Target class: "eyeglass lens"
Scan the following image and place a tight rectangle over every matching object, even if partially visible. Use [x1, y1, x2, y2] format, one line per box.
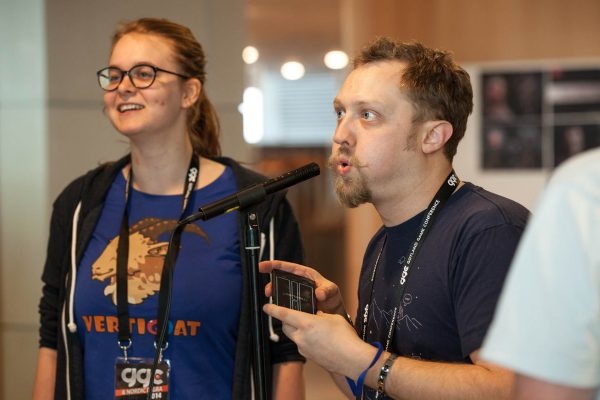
[98, 65, 156, 91]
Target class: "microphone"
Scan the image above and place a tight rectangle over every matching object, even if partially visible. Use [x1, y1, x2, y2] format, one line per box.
[180, 162, 320, 224]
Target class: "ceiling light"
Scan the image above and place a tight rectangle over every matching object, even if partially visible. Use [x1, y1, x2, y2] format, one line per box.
[324, 50, 349, 70]
[242, 46, 260, 64]
[280, 61, 305, 80]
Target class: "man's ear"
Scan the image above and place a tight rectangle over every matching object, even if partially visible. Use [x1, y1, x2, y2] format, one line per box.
[422, 121, 453, 154]
[181, 78, 202, 109]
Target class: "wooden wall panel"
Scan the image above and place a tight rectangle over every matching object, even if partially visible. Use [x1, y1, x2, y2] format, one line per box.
[346, 0, 600, 62]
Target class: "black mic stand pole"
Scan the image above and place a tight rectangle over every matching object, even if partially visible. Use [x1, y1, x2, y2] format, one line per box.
[243, 208, 270, 400]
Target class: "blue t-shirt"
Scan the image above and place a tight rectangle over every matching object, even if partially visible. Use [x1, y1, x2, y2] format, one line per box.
[357, 183, 529, 399]
[74, 166, 242, 399]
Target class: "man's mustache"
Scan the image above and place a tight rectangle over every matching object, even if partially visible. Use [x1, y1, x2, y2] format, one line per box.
[327, 148, 368, 171]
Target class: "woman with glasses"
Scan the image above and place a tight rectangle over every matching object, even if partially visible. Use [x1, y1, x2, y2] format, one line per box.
[33, 17, 306, 400]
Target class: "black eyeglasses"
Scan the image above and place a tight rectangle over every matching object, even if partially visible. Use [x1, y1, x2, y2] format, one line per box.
[96, 64, 190, 91]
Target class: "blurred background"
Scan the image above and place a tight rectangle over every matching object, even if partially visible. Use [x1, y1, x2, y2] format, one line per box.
[1, 0, 599, 398]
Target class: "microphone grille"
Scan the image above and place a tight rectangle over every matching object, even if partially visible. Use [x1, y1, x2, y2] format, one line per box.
[264, 162, 320, 194]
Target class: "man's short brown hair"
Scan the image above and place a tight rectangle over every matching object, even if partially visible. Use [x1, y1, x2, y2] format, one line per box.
[354, 38, 473, 160]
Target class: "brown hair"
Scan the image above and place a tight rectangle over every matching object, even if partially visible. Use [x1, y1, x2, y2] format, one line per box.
[354, 38, 473, 160]
[111, 18, 221, 157]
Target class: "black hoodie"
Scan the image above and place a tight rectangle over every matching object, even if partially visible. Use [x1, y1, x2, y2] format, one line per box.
[38, 155, 305, 399]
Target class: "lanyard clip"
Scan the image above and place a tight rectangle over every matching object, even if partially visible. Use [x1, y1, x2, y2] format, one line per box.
[118, 338, 132, 361]
[154, 340, 169, 362]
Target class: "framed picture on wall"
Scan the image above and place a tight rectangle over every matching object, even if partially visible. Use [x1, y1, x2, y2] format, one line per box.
[553, 124, 600, 166]
[480, 67, 600, 169]
[549, 68, 600, 166]
[481, 71, 543, 169]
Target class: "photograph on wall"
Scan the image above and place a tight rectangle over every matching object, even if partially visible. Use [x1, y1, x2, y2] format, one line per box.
[481, 68, 600, 169]
[548, 68, 600, 166]
[481, 71, 543, 169]
[553, 124, 600, 166]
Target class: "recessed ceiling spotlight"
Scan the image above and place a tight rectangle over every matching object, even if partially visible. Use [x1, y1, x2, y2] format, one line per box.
[280, 61, 305, 80]
[324, 50, 349, 70]
[242, 46, 260, 64]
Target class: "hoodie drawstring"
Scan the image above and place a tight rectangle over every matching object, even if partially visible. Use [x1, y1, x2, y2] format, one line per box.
[67, 202, 81, 333]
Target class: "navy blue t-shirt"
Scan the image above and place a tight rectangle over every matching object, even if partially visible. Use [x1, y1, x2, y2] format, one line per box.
[357, 183, 529, 399]
[74, 167, 242, 399]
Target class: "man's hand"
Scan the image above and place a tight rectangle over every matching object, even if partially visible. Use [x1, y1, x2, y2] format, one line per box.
[259, 260, 347, 317]
[263, 303, 377, 380]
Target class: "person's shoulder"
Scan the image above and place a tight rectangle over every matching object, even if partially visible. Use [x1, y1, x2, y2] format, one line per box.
[556, 147, 600, 171]
[212, 156, 298, 225]
[542, 148, 600, 208]
[212, 156, 267, 186]
[551, 148, 600, 189]
[450, 182, 530, 229]
[53, 155, 129, 207]
[364, 226, 386, 253]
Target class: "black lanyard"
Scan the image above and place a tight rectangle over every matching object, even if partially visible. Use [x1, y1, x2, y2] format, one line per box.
[116, 154, 199, 357]
[360, 171, 459, 352]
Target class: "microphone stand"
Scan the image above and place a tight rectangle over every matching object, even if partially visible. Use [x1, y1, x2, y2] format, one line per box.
[244, 209, 270, 400]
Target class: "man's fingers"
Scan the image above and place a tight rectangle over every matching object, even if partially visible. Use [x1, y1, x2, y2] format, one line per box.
[263, 303, 309, 328]
[281, 323, 298, 338]
[258, 260, 277, 274]
[315, 284, 339, 302]
[259, 260, 320, 281]
[265, 281, 273, 297]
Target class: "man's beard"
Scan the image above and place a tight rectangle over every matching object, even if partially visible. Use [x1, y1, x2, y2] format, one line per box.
[327, 152, 372, 208]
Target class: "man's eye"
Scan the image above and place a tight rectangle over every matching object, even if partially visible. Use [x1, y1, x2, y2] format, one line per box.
[362, 111, 375, 120]
[335, 110, 345, 120]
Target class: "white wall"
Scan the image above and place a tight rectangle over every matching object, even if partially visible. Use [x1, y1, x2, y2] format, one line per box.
[0, 0, 48, 397]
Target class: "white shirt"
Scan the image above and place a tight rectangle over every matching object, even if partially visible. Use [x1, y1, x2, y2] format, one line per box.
[482, 148, 600, 391]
